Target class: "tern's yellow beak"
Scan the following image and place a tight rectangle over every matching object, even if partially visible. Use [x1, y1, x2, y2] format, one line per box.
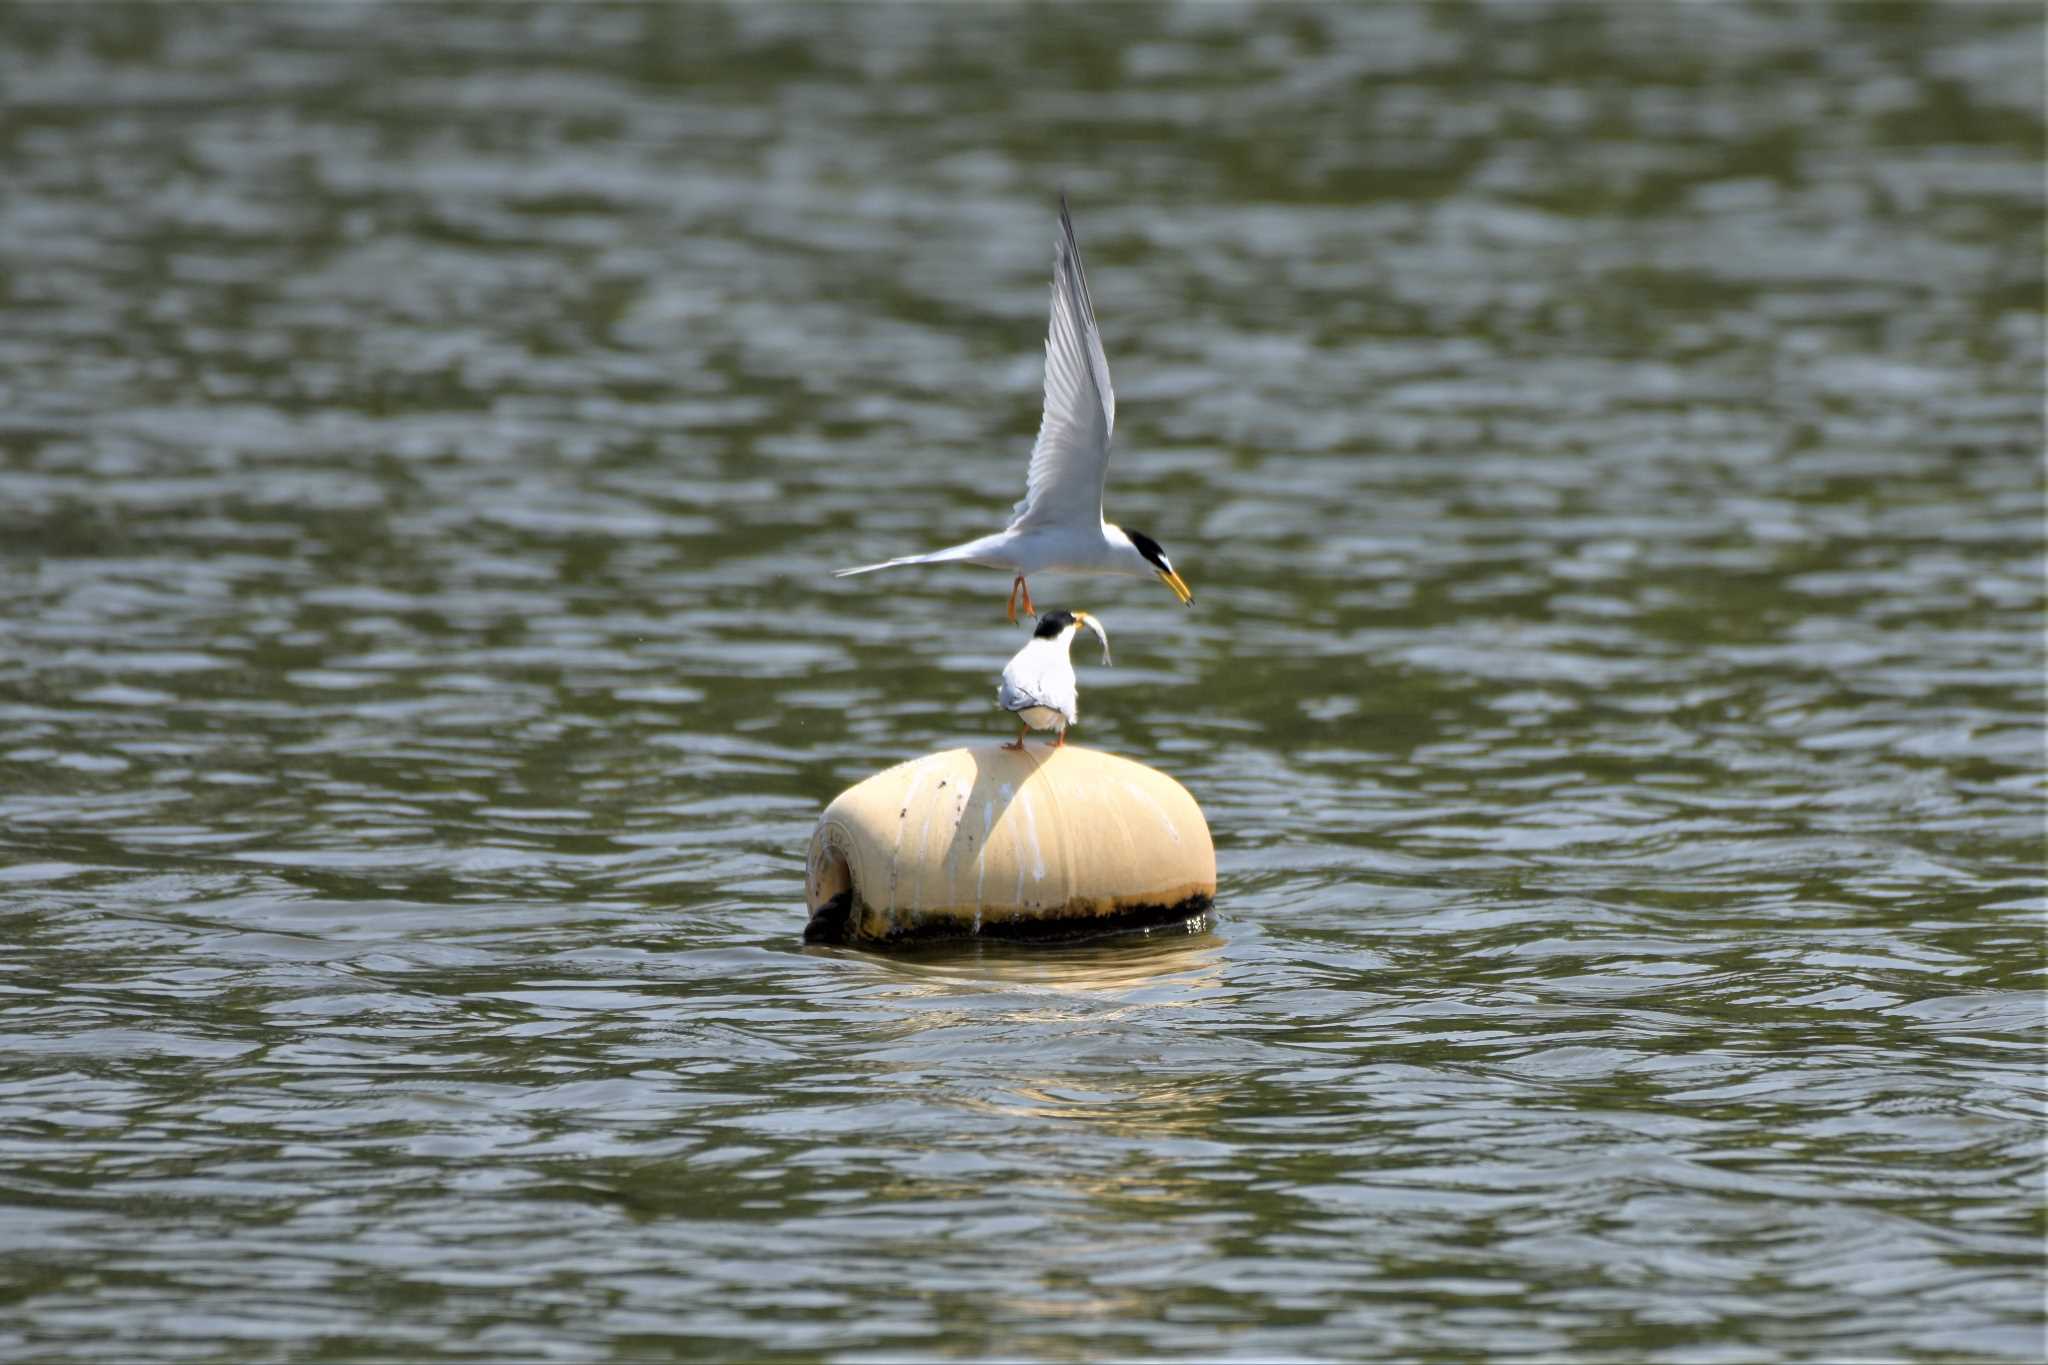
[1158, 568, 1194, 606]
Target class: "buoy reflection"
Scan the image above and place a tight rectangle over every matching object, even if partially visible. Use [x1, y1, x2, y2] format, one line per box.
[818, 918, 1225, 998]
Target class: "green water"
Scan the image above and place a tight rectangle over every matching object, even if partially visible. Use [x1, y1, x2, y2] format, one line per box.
[1, 4, 2042, 1360]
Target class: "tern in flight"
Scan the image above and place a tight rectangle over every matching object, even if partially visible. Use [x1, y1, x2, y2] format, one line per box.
[836, 199, 1194, 622]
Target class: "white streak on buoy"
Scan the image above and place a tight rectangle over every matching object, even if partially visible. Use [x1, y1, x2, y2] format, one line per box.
[1121, 780, 1182, 846]
[975, 797, 994, 924]
[889, 769, 925, 911]
[914, 797, 936, 914]
[947, 784, 969, 916]
[1018, 790, 1046, 883]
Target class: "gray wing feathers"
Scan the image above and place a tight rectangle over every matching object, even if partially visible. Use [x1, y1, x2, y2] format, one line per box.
[996, 662, 1078, 720]
[1009, 200, 1116, 529]
[995, 675, 1037, 713]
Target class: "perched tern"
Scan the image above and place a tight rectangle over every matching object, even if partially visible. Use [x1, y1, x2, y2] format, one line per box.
[836, 198, 1194, 623]
[996, 609, 1111, 750]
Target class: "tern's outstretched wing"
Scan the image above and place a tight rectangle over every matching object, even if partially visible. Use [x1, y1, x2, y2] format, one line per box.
[1009, 197, 1116, 532]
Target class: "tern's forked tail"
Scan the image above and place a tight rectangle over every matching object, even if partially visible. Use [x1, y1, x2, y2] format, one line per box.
[833, 542, 985, 578]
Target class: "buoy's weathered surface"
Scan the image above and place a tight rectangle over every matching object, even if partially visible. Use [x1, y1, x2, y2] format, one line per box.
[804, 744, 1214, 946]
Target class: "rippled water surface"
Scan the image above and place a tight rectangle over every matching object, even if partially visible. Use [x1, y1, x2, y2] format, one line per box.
[2, 4, 2043, 1360]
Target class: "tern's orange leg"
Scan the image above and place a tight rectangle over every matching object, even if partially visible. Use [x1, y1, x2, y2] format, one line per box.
[1006, 577, 1023, 624]
[1054, 726, 1066, 749]
[1019, 577, 1037, 618]
[1001, 722, 1027, 752]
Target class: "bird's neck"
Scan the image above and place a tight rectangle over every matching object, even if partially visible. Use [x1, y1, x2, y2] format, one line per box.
[1099, 522, 1147, 572]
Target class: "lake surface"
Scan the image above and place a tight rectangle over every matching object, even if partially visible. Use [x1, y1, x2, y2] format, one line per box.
[1, 4, 2042, 1360]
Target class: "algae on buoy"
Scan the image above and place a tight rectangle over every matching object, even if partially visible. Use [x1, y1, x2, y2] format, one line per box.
[804, 743, 1214, 946]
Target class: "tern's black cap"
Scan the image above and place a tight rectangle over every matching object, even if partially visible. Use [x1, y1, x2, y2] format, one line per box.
[1033, 610, 1077, 639]
[1125, 528, 1171, 572]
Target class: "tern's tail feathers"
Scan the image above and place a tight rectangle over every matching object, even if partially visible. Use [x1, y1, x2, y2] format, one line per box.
[833, 544, 982, 578]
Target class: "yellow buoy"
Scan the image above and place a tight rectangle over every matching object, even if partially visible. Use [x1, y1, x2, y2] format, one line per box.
[804, 744, 1215, 946]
